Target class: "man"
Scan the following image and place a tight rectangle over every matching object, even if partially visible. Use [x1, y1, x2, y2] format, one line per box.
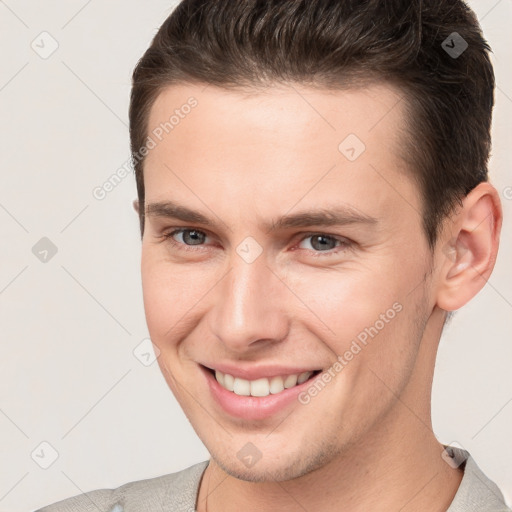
[38, 0, 510, 510]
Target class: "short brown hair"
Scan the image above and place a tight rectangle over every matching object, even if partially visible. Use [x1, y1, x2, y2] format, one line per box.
[129, 0, 495, 249]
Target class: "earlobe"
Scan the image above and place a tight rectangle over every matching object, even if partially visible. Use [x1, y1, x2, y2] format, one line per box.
[436, 182, 502, 312]
[133, 199, 140, 214]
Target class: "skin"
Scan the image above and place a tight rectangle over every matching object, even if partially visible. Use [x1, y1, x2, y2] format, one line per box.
[136, 82, 502, 511]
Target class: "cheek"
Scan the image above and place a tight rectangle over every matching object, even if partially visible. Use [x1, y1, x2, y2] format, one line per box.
[285, 250, 425, 358]
[141, 251, 217, 341]
[288, 269, 401, 339]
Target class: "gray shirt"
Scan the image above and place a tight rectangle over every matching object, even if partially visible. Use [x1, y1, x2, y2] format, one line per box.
[35, 447, 510, 511]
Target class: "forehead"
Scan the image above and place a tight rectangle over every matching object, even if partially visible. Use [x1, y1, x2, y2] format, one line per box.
[143, 82, 421, 231]
[146, 81, 406, 150]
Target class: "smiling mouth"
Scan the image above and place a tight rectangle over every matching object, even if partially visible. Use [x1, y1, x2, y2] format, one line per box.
[205, 367, 322, 397]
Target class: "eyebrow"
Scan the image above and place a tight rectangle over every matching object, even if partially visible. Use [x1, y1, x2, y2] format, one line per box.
[145, 200, 378, 232]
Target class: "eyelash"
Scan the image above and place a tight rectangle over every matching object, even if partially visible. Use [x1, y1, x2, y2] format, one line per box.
[161, 228, 353, 257]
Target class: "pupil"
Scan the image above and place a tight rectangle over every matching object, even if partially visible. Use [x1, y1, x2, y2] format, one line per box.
[185, 230, 204, 245]
[312, 235, 334, 251]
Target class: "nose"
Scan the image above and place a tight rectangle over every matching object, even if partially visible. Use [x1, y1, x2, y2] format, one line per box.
[208, 250, 290, 353]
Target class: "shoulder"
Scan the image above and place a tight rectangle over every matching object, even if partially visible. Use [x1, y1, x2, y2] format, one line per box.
[34, 461, 209, 512]
[447, 446, 510, 512]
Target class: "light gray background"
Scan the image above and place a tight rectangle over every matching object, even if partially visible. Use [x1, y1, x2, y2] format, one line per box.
[0, 1, 510, 511]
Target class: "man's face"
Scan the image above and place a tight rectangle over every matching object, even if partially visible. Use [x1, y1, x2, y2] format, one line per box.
[141, 82, 439, 481]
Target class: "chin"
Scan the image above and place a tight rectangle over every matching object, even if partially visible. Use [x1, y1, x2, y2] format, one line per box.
[217, 457, 304, 483]
[210, 442, 340, 483]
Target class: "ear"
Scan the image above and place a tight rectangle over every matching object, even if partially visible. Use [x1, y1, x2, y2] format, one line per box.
[436, 182, 503, 312]
[133, 199, 140, 214]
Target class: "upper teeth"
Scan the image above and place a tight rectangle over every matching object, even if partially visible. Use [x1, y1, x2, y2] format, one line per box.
[214, 369, 314, 397]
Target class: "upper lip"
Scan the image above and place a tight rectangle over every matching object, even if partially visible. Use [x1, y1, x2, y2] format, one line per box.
[201, 363, 322, 380]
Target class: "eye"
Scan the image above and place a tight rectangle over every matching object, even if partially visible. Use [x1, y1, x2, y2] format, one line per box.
[163, 228, 211, 249]
[297, 233, 351, 255]
[161, 228, 353, 258]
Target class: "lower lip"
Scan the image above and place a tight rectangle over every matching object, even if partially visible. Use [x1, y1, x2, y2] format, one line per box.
[201, 366, 319, 421]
